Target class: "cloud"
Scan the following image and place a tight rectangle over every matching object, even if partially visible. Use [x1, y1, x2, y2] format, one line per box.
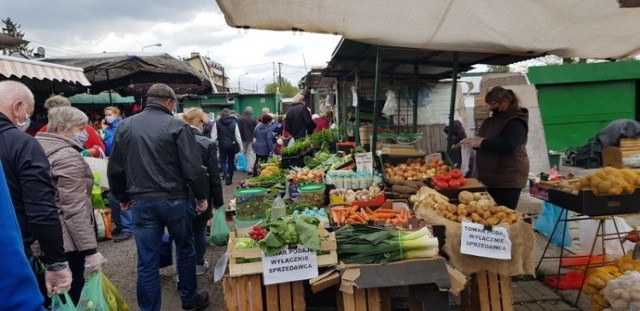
[3, 1, 340, 85]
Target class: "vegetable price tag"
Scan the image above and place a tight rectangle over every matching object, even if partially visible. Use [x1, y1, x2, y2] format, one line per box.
[355, 152, 373, 175]
[261, 245, 318, 285]
[460, 221, 512, 260]
[424, 152, 442, 163]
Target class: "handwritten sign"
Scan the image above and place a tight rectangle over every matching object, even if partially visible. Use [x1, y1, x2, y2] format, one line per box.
[355, 152, 373, 174]
[460, 221, 512, 260]
[424, 152, 442, 163]
[261, 245, 318, 285]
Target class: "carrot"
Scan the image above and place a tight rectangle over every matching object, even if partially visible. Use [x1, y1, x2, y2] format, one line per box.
[349, 214, 365, 223]
[369, 215, 380, 221]
[374, 208, 401, 214]
[361, 210, 369, 221]
[375, 213, 398, 219]
[365, 207, 375, 215]
[348, 205, 359, 213]
[340, 212, 347, 226]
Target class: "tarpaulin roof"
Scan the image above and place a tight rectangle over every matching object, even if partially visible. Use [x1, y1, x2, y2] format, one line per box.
[69, 90, 135, 105]
[215, 0, 640, 59]
[0, 55, 91, 86]
[43, 52, 212, 96]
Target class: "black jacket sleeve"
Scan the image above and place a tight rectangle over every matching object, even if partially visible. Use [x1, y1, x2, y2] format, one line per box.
[207, 143, 224, 208]
[480, 119, 527, 154]
[176, 124, 209, 200]
[303, 107, 316, 135]
[107, 133, 129, 203]
[20, 140, 66, 264]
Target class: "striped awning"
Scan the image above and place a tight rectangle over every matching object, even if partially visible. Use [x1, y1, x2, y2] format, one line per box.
[0, 55, 91, 86]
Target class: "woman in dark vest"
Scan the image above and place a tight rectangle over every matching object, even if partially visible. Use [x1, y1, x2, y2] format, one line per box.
[459, 86, 529, 209]
[211, 108, 243, 185]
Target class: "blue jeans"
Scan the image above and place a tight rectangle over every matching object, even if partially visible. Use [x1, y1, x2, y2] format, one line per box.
[109, 193, 132, 233]
[193, 216, 208, 266]
[219, 147, 235, 178]
[131, 199, 197, 311]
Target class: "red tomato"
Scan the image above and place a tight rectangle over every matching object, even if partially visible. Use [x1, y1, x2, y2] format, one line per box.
[451, 168, 462, 179]
[436, 180, 449, 189]
[448, 179, 461, 189]
[432, 175, 441, 183]
[458, 176, 466, 186]
[440, 173, 452, 182]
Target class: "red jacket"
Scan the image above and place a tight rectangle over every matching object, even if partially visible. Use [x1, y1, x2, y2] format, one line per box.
[313, 117, 330, 133]
[38, 125, 105, 157]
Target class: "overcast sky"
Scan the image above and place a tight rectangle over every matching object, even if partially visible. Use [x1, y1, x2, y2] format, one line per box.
[4, 0, 342, 92]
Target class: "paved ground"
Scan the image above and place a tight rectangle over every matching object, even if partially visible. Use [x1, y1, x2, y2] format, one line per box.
[101, 167, 634, 310]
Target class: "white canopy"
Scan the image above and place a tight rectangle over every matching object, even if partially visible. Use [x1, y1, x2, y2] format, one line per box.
[215, 0, 640, 59]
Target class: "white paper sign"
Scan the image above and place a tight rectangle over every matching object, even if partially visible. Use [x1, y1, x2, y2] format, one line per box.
[424, 152, 442, 163]
[460, 221, 512, 260]
[261, 245, 318, 285]
[354, 152, 373, 174]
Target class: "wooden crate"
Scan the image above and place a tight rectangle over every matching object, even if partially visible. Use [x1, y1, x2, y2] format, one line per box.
[228, 231, 338, 277]
[338, 287, 391, 311]
[223, 273, 306, 311]
[461, 270, 513, 311]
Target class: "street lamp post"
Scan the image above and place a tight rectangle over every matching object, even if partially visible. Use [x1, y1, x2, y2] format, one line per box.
[255, 78, 265, 93]
[141, 43, 162, 52]
[238, 72, 249, 94]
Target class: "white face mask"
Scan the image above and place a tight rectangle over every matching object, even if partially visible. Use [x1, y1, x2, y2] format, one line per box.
[16, 106, 31, 132]
[105, 115, 116, 124]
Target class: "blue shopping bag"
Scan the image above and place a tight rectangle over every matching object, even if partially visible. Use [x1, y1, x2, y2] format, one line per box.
[534, 202, 572, 248]
[235, 153, 247, 172]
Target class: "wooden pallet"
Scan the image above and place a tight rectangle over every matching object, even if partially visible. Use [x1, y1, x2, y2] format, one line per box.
[228, 231, 338, 277]
[223, 273, 306, 311]
[338, 287, 391, 311]
[461, 270, 513, 311]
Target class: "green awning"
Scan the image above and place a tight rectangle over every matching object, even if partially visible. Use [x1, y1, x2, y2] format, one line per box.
[69, 91, 135, 105]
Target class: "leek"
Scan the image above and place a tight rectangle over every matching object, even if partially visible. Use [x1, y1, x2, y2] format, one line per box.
[336, 224, 440, 264]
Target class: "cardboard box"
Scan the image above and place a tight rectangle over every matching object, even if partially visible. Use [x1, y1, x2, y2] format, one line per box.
[602, 146, 623, 168]
[479, 73, 528, 95]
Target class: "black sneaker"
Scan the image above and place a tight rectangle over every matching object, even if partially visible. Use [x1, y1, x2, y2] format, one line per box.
[113, 231, 133, 243]
[182, 291, 209, 311]
[225, 176, 232, 185]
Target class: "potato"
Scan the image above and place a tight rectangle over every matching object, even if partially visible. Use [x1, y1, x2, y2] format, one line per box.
[457, 207, 468, 216]
[473, 192, 483, 200]
[486, 217, 499, 226]
[476, 199, 491, 209]
[499, 218, 512, 225]
[456, 215, 465, 222]
[466, 205, 477, 214]
[489, 206, 499, 214]
[447, 204, 457, 214]
[471, 213, 482, 223]
[482, 211, 492, 219]
[509, 213, 518, 222]
[495, 211, 507, 219]
[458, 191, 474, 204]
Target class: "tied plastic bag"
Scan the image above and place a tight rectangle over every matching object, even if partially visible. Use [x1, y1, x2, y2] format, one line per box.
[534, 202, 572, 247]
[51, 291, 76, 311]
[94, 208, 112, 241]
[235, 153, 247, 172]
[381, 89, 398, 117]
[578, 216, 634, 258]
[209, 208, 230, 246]
[91, 173, 106, 209]
[77, 272, 129, 311]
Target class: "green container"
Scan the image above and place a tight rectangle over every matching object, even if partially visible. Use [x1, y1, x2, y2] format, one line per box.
[233, 216, 267, 235]
[297, 184, 326, 207]
[234, 187, 268, 218]
[548, 152, 561, 168]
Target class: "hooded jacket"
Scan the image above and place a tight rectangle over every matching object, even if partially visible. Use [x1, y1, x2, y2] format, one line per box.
[254, 123, 276, 156]
[103, 117, 122, 156]
[35, 132, 97, 254]
[107, 104, 209, 203]
[0, 112, 66, 264]
[215, 116, 241, 152]
[239, 114, 258, 142]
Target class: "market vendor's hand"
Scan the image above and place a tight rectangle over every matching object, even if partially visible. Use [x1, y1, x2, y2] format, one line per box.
[460, 137, 484, 149]
[196, 199, 208, 215]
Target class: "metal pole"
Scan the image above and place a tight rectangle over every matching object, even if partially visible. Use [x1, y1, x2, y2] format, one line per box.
[354, 68, 360, 145]
[340, 80, 347, 141]
[371, 48, 383, 152]
[446, 52, 460, 158]
[106, 69, 113, 105]
[413, 63, 419, 133]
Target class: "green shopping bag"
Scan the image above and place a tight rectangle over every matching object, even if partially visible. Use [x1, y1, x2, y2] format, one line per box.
[91, 173, 105, 209]
[209, 208, 230, 246]
[77, 272, 128, 311]
[51, 291, 76, 311]
[76, 272, 109, 311]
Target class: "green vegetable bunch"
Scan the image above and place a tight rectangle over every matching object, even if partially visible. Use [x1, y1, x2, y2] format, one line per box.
[257, 216, 322, 255]
[282, 139, 312, 156]
[246, 168, 286, 187]
[308, 129, 337, 148]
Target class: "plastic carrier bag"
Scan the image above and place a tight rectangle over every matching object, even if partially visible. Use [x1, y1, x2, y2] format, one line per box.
[209, 208, 230, 247]
[51, 291, 76, 311]
[235, 153, 247, 172]
[534, 202, 572, 248]
[77, 272, 128, 311]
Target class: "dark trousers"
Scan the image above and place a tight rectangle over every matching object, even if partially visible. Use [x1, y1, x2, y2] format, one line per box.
[66, 251, 86, 305]
[253, 154, 269, 177]
[486, 188, 522, 210]
[219, 147, 235, 179]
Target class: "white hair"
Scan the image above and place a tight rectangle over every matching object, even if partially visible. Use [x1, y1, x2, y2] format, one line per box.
[293, 93, 304, 103]
[0, 80, 34, 109]
[47, 106, 88, 134]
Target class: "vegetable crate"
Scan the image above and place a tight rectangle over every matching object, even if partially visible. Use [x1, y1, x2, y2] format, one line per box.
[461, 270, 513, 311]
[223, 273, 306, 311]
[337, 287, 391, 311]
[227, 231, 338, 277]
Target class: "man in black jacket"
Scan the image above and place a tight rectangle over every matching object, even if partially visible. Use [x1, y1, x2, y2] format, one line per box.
[108, 83, 210, 311]
[0, 81, 72, 302]
[285, 93, 315, 140]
